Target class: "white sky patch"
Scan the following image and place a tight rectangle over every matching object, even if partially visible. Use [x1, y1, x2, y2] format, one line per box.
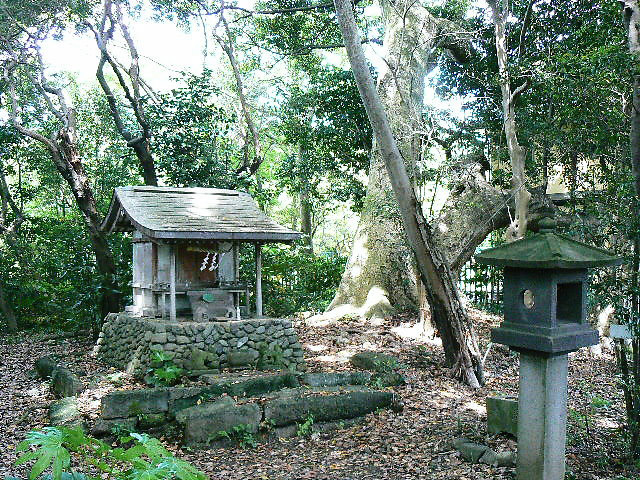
[39, 2, 473, 127]
[41, 21, 208, 91]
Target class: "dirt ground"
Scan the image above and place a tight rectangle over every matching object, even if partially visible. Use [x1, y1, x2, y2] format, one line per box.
[0, 308, 637, 480]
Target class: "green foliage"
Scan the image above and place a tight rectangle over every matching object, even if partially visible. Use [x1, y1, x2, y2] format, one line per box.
[240, 243, 346, 317]
[148, 70, 250, 191]
[212, 424, 257, 449]
[15, 426, 207, 480]
[147, 350, 184, 387]
[276, 66, 372, 211]
[296, 414, 314, 437]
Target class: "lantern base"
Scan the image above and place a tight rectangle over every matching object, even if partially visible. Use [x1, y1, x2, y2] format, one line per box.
[491, 322, 598, 354]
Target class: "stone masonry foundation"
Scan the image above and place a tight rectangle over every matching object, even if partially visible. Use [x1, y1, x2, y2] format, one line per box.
[93, 313, 305, 376]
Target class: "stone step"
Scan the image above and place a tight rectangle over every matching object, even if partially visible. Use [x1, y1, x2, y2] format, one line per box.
[175, 386, 397, 447]
[100, 372, 299, 421]
[263, 386, 395, 427]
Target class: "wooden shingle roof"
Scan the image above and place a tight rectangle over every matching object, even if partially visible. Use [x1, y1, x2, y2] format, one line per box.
[101, 186, 301, 242]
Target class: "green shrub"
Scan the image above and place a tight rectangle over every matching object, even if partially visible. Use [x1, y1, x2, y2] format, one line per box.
[15, 426, 207, 480]
[296, 414, 314, 437]
[147, 350, 184, 386]
[240, 244, 346, 317]
[212, 424, 257, 449]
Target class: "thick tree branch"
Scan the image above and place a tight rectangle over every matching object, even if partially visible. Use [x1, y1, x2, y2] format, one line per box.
[87, 0, 157, 185]
[487, 0, 531, 241]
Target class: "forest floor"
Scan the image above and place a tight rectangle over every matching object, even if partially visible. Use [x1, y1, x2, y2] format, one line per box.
[0, 308, 637, 480]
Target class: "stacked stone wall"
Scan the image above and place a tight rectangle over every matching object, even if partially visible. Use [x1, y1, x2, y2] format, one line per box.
[94, 313, 305, 375]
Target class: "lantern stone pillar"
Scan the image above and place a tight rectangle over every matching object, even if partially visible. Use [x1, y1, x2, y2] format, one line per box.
[517, 353, 568, 480]
[475, 217, 623, 480]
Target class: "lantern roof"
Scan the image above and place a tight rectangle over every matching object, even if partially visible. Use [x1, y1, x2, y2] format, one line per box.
[475, 218, 624, 269]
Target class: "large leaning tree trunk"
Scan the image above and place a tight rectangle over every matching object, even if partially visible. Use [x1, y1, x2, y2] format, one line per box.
[5, 50, 121, 321]
[328, 0, 472, 318]
[334, 0, 484, 387]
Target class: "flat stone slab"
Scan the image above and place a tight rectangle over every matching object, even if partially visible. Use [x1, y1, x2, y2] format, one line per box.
[97, 372, 401, 445]
[299, 371, 371, 387]
[176, 397, 262, 446]
[92, 417, 138, 436]
[201, 372, 300, 397]
[101, 373, 300, 420]
[263, 387, 395, 426]
[49, 397, 81, 427]
[486, 395, 518, 436]
[101, 388, 170, 419]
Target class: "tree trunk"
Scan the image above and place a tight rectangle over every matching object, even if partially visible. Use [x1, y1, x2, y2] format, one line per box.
[620, 0, 640, 456]
[299, 146, 314, 253]
[329, 0, 449, 317]
[54, 130, 121, 319]
[0, 282, 17, 333]
[131, 140, 158, 186]
[334, 0, 483, 387]
[488, 0, 532, 242]
[300, 190, 313, 252]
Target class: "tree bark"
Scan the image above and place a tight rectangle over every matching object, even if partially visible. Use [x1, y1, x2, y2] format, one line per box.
[620, 0, 640, 455]
[90, 0, 158, 186]
[214, 14, 263, 175]
[7, 67, 121, 321]
[299, 145, 314, 253]
[0, 146, 25, 332]
[52, 128, 121, 320]
[334, 0, 483, 387]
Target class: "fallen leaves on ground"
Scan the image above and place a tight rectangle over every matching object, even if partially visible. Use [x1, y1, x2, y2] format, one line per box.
[0, 309, 637, 480]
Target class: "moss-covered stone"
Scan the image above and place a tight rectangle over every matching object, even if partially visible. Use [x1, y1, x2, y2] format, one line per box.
[176, 397, 261, 446]
[371, 371, 406, 387]
[92, 417, 138, 436]
[350, 352, 400, 372]
[137, 412, 168, 429]
[35, 356, 57, 379]
[300, 371, 371, 387]
[51, 368, 83, 398]
[263, 387, 395, 426]
[101, 388, 169, 419]
[486, 395, 518, 436]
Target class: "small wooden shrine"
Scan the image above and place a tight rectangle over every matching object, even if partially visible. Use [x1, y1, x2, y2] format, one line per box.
[101, 186, 300, 321]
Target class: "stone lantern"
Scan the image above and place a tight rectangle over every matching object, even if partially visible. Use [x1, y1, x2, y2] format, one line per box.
[475, 217, 622, 480]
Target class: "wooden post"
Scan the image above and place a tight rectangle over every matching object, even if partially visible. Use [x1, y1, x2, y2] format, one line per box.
[233, 242, 240, 282]
[170, 245, 177, 322]
[255, 243, 263, 318]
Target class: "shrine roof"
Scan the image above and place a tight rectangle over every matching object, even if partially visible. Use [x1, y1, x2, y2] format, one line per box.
[101, 186, 301, 243]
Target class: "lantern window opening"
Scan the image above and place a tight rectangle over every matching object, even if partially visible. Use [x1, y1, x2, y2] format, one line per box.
[556, 281, 583, 324]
